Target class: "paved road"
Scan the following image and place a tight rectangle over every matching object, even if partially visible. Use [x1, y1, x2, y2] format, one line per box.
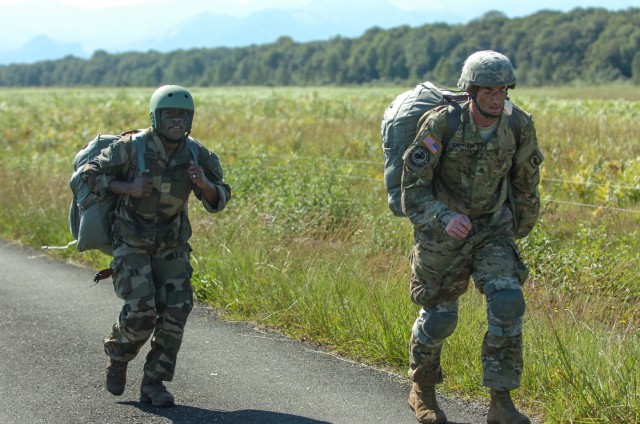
[0, 240, 487, 424]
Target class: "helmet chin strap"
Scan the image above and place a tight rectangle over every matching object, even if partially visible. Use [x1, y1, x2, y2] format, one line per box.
[154, 117, 192, 144]
[470, 87, 505, 120]
[155, 129, 188, 145]
[473, 97, 502, 119]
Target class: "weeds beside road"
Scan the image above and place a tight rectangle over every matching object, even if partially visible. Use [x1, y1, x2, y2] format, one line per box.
[1, 85, 638, 423]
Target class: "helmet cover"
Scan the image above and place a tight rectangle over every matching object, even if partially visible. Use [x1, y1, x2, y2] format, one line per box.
[457, 50, 516, 90]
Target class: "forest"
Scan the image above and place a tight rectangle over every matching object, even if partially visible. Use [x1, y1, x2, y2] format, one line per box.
[0, 7, 639, 87]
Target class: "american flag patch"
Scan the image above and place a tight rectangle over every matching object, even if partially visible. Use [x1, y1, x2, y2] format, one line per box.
[421, 133, 441, 155]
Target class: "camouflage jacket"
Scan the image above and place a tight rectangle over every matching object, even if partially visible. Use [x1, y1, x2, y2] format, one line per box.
[80, 128, 231, 254]
[401, 102, 543, 238]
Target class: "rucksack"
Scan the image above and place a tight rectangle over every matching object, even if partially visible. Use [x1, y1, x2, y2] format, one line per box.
[67, 130, 200, 256]
[381, 81, 468, 217]
[68, 131, 147, 255]
[381, 82, 523, 217]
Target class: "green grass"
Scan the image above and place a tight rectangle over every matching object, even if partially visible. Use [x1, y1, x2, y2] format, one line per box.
[1, 85, 639, 423]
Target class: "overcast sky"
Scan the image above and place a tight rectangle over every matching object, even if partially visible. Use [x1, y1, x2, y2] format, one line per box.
[0, 0, 637, 51]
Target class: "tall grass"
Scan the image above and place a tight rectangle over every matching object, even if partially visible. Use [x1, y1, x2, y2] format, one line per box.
[1, 85, 639, 422]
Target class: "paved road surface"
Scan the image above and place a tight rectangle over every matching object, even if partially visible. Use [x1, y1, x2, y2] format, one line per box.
[0, 240, 488, 424]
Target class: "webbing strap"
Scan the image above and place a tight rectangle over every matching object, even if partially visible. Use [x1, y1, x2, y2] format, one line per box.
[505, 110, 522, 232]
[130, 134, 197, 170]
[439, 100, 522, 232]
[131, 134, 147, 173]
[186, 137, 199, 166]
[442, 100, 464, 148]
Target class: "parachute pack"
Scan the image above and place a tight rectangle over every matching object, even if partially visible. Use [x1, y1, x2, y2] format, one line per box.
[68, 131, 146, 256]
[380, 81, 522, 217]
[381, 81, 469, 217]
[67, 131, 199, 256]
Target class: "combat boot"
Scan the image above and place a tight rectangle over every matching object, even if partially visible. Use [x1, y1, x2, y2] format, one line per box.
[140, 374, 175, 407]
[408, 383, 447, 424]
[105, 357, 128, 396]
[487, 389, 531, 424]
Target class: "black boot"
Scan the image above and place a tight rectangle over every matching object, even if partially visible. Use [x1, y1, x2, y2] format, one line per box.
[105, 357, 127, 396]
[140, 374, 175, 407]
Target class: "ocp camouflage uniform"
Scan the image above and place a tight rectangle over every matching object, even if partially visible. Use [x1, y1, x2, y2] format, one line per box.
[81, 127, 230, 382]
[401, 101, 543, 391]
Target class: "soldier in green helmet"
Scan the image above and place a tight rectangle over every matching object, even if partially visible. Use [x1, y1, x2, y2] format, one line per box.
[402, 51, 543, 423]
[80, 85, 231, 407]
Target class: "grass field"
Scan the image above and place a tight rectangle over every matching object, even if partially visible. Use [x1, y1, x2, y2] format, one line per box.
[1, 85, 639, 423]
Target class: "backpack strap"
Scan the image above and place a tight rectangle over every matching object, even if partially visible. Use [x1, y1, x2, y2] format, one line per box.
[129, 134, 198, 173]
[504, 102, 523, 232]
[441, 96, 468, 149]
[442, 101, 463, 148]
[442, 98, 522, 149]
[505, 110, 522, 147]
[186, 137, 199, 166]
[131, 133, 147, 172]
[438, 99, 524, 233]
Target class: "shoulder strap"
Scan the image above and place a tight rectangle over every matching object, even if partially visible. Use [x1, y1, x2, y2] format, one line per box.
[131, 134, 147, 172]
[130, 134, 198, 171]
[504, 101, 524, 233]
[442, 98, 465, 149]
[504, 99, 523, 146]
[506, 112, 522, 146]
[186, 137, 199, 166]
[442, 99, 522, 149]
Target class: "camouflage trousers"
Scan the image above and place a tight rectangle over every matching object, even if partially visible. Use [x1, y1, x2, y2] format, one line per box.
[408, 206, 529, 391]
[104, 246, 194, 382]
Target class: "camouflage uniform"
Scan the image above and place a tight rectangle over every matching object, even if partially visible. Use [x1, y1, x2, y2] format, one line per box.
[81, 127, 230, 382]
[401, 101, 543, 391]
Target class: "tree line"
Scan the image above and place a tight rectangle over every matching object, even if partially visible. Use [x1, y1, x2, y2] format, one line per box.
[1, 7, 639, 87]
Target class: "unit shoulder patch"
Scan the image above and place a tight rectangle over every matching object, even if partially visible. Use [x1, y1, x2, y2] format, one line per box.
[408, 146, 430, 168]
[527, 151, 543, 170]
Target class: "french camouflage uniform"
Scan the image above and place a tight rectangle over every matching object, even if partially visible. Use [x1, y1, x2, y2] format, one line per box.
[81, 127, 230, 382]
[401, 101, 543, 391]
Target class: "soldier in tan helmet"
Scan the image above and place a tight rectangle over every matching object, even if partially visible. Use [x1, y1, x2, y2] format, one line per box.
[402, 51, 543, 424]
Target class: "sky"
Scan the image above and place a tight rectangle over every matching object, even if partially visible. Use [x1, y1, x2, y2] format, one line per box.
[0, 0, 638, 53]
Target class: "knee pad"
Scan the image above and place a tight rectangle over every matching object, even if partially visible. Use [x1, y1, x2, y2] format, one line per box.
[487, 288, 525, 337]
[413, 310, 458, 343]
[489, 288, 526, 321]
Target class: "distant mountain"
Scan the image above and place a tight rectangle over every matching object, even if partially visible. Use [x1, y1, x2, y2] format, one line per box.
[0, 4, 460, 64]
[0, 35, 86, 65]
[135, 5, 456, 53]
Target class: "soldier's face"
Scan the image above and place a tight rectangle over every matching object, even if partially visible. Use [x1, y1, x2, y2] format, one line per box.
[158, 108, 190, 140]
[475, 86, 507, 116]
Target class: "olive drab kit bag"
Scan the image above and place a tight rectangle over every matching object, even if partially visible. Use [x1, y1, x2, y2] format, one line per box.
[68, 132, 146, 256]
[66, 131, 199, 255]
[381, 81, 468, 217]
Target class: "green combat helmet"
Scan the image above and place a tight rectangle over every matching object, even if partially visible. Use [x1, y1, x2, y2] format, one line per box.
[457, 50, 516, 90]
[149, 85, 195, 134]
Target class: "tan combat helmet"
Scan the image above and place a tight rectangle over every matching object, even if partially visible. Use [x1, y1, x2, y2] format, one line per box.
[457, 50, 516, 90]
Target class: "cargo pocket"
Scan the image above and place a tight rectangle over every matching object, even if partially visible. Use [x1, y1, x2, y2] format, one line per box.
[410, 244, 445, 308]
[110, 256, 151, 300]
[511, 241, 530, 285]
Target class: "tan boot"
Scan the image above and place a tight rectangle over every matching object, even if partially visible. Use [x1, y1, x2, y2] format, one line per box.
[105, 357, 127, 396]
[140, 375, 175, 407]
[408, 383, 447, 424]
[487, 389, 530, 424]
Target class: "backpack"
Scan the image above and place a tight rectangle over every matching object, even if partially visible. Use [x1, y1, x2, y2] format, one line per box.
[67, 131, 200, 256]
[381, 82, 523, 217]
[381, 81, 468, 217]
[68, 131, 146, 256]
